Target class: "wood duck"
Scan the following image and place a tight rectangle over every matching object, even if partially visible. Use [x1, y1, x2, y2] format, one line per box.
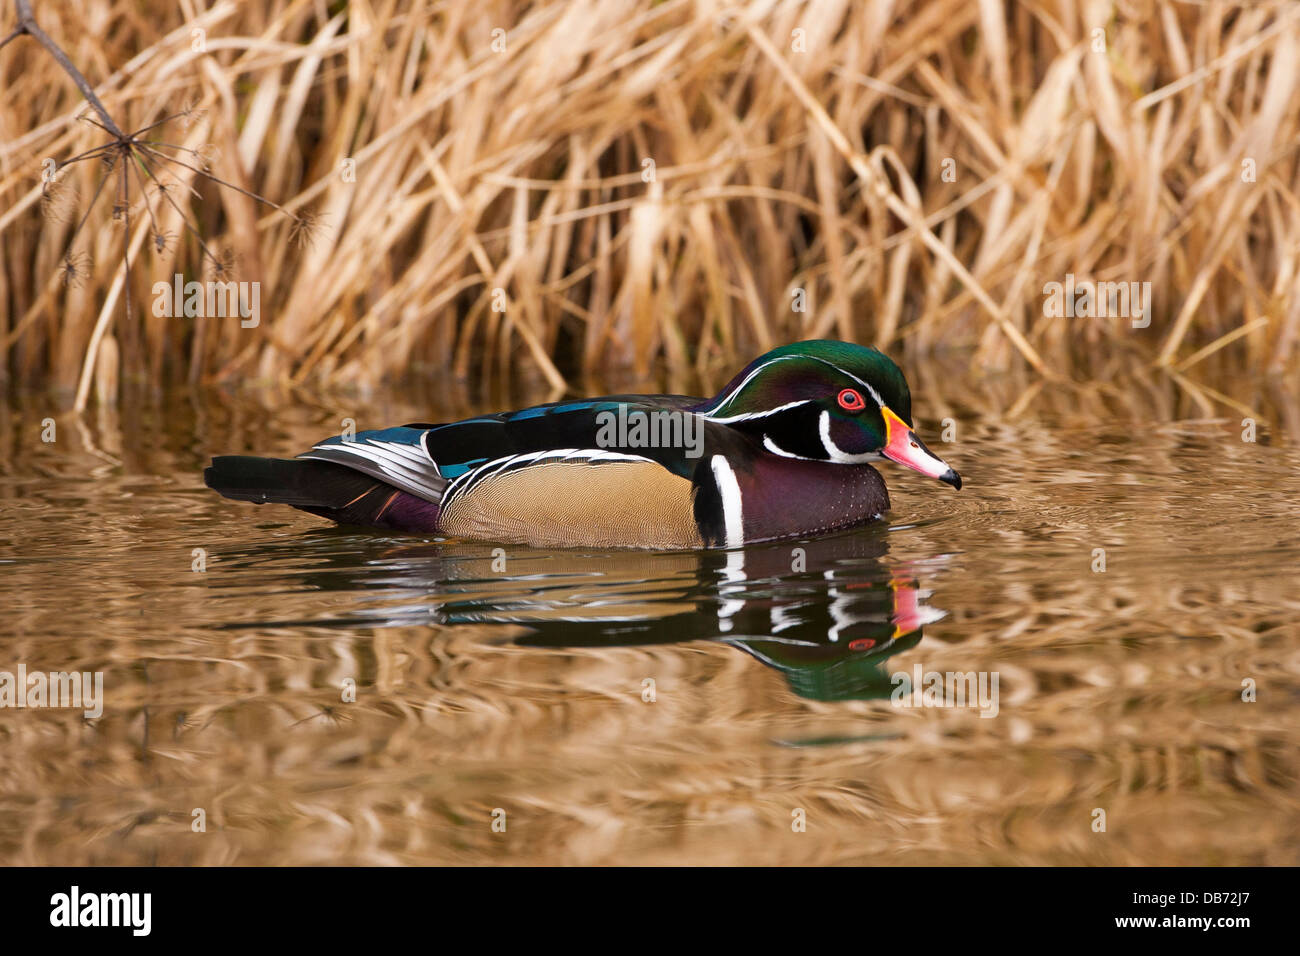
[205, 340, 961, 548]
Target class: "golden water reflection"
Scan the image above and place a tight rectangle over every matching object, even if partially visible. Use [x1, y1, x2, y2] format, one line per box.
[0, 387, 1297, 864]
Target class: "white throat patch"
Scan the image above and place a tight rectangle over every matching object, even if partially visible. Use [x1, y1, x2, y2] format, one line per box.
[818, 410, 878, 463]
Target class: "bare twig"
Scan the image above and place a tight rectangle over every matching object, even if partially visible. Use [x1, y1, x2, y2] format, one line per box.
[9, 0, 307, 406]
[12, 0, 124, 138]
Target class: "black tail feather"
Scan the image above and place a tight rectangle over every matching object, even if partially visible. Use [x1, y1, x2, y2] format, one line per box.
[204, 455, 406, 525]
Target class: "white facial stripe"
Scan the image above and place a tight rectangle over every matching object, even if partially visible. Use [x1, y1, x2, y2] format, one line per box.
[818, 410, 878, 463]
[710, 454, 745, 548]
[707, 353, 891, 419]
[805, 357, 884, 407]
[706, 355, 802, 415]
[761, 434, 808, 460]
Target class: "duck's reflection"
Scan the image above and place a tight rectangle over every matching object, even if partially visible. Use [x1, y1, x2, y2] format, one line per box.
[231, 528, 948, 702]
[496, 540, 944, 702]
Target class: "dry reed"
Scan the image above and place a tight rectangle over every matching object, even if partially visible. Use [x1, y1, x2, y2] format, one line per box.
[2, 0, 1299, 406]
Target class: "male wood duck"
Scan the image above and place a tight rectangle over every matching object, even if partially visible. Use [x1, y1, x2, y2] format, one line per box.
[205, 340, 960, 548]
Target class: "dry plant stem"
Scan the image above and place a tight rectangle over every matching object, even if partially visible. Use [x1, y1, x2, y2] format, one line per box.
[11, 0, 131, 410]
[73, 201, 148, 412]
[7, 0, 311, 405]
[11, 0, 123, 139]
[744, 21, 1053, 379]
[1175, 317, 1270, 373]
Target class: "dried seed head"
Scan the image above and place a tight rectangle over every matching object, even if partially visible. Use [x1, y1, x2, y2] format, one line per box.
[58, 252, 92, 289]
[195, 143, 222, 171]
[178, 98, 208, 129]
[151, 175, 177, 200]
[288, 211, 324, 249]
[40, 179, 80, 223]
[204, 246, 240, 282]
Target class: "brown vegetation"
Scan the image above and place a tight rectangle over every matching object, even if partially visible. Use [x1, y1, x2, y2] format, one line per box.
[2, 0, 1298, 406]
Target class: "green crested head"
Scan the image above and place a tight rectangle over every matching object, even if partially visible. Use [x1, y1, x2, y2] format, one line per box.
[704, 340, 913, 423]
[700, 339, 960, 489]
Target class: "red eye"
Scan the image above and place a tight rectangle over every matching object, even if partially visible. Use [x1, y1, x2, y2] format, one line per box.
[837, 388, 866, 412]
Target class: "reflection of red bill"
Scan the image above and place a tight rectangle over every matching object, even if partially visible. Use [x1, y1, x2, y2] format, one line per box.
[881, 406, 961, 488]
[890, 580, 923, 639]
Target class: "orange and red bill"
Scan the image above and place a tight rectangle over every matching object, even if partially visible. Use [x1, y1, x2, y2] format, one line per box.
[880, 407, 962, 489]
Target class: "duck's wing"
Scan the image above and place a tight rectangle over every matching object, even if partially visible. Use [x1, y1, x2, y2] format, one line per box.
[297, 395, 712, 505]
[297, 424, 449, 502]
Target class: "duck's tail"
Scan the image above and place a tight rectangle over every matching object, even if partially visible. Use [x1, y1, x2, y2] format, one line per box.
[204, 455, 438, 529]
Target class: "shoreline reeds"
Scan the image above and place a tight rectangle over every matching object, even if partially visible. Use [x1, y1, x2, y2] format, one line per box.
[1, 0, 1298, 407]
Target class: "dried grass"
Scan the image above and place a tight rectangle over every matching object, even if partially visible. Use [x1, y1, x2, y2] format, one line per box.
[2, 0, 1299, 403]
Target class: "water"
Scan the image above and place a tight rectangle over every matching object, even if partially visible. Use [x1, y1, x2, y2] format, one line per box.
[1, 386, 1298, 864]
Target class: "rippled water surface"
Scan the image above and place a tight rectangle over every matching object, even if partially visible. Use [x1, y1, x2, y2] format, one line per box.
[2, 387, 1298, 865]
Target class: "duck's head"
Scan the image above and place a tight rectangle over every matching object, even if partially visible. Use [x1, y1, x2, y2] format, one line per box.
[699, 340, 961, 489]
